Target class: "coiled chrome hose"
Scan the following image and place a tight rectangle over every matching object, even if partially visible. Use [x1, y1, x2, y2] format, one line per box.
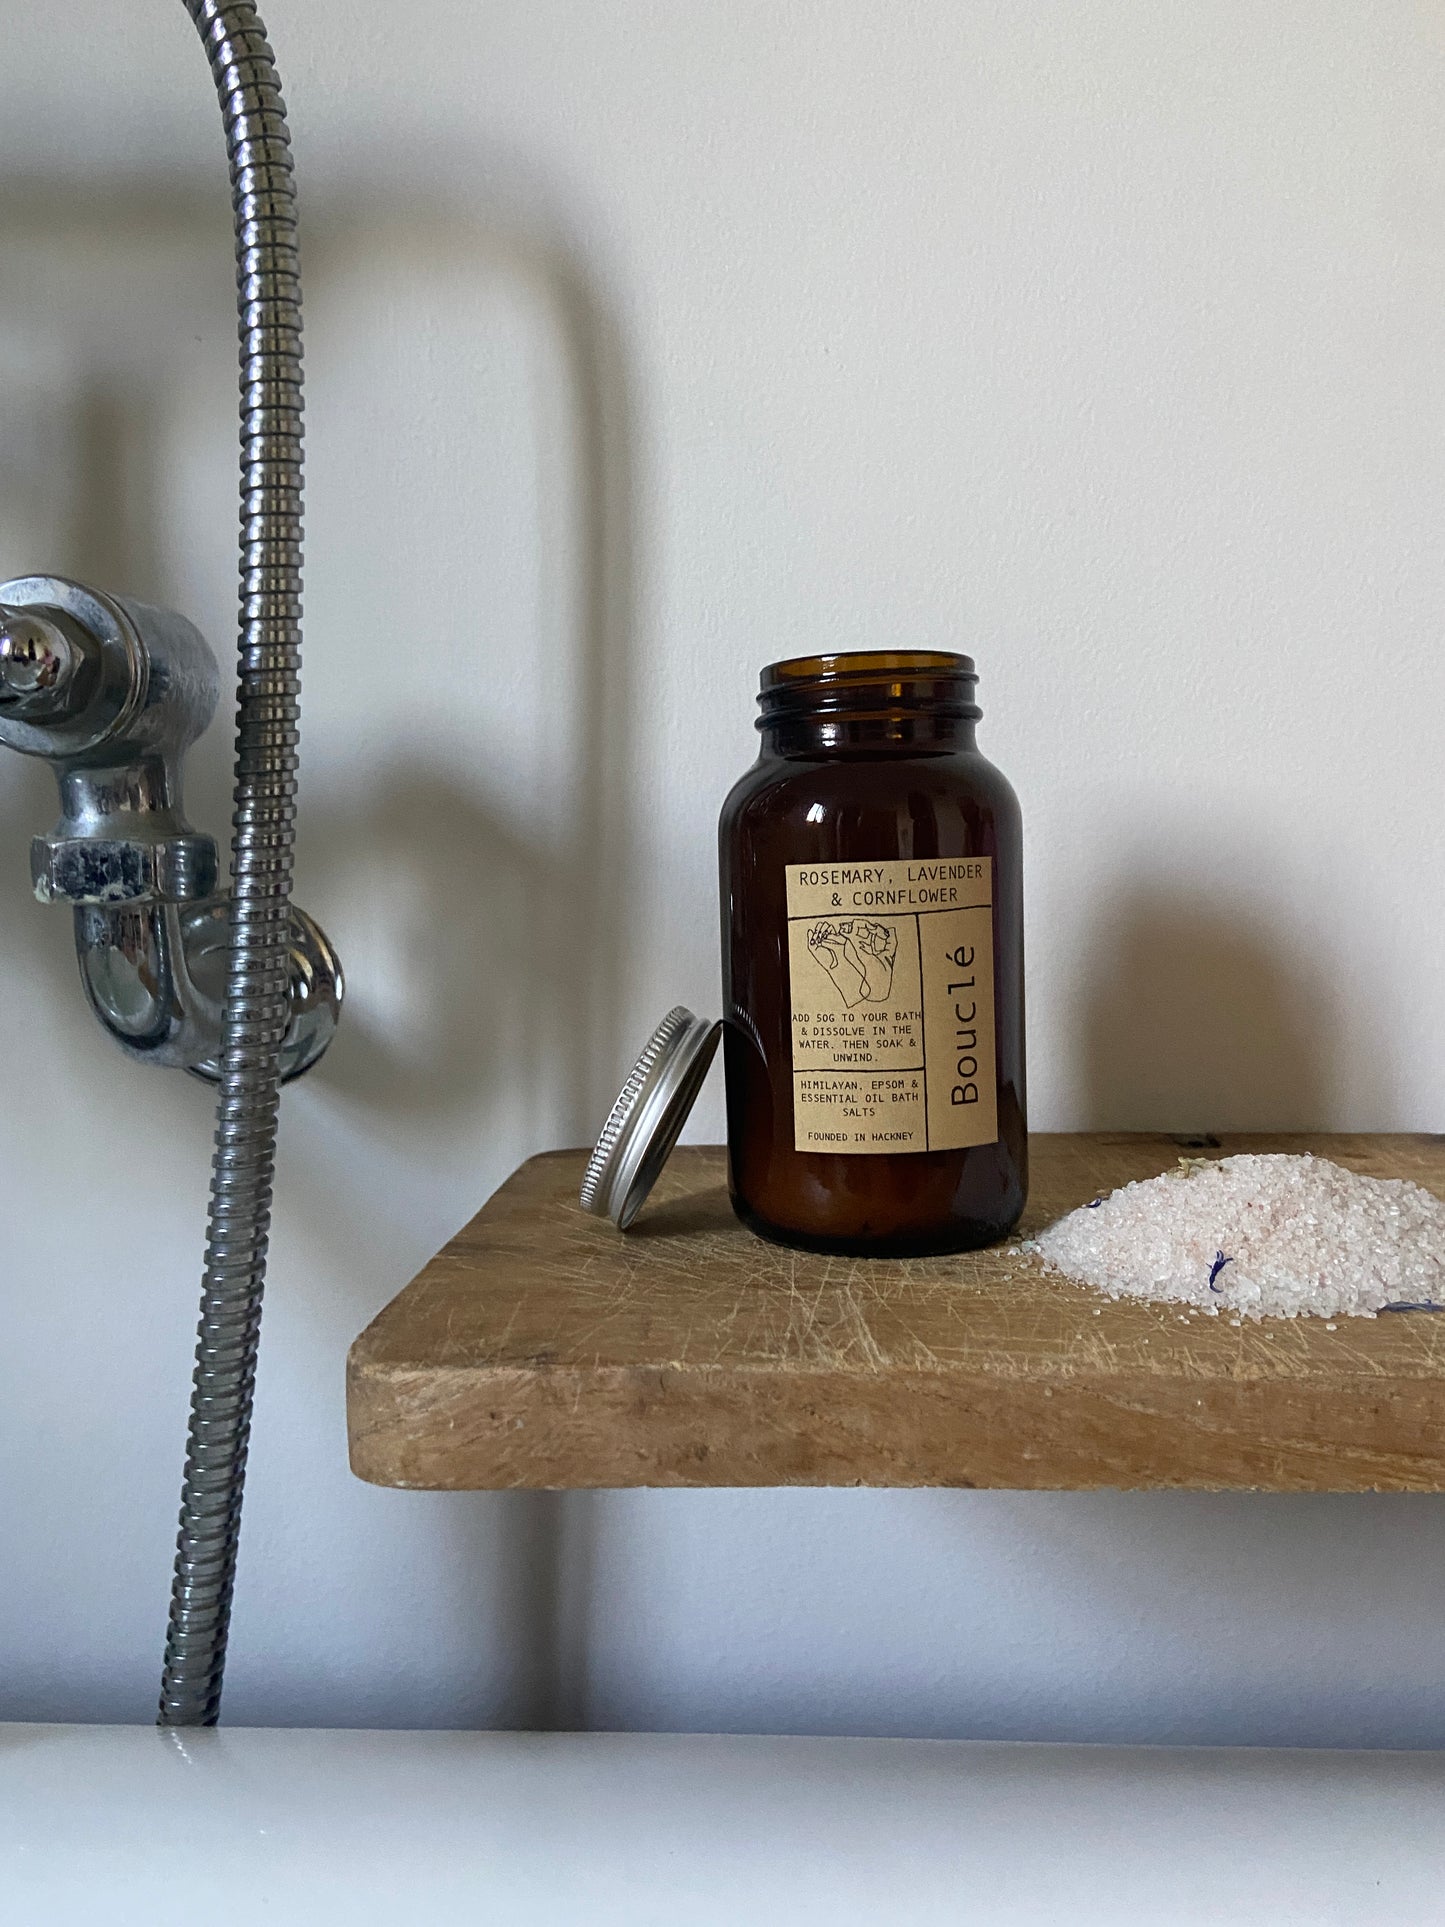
[158, 0, 304, 1725]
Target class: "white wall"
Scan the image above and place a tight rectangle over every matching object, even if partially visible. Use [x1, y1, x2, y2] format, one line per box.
[1, 0, 1443, 1739]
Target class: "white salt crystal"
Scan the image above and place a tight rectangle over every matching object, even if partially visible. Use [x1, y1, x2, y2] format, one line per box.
[1034, 1154, 1445, 1321]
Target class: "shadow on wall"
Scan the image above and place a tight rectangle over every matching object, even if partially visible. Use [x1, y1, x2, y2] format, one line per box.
[0, 170, 629, 1728]
[929, 1488, 1445, 1749]
[0, 174, 638, 1144]
[1075, 874, 1395, 1131]
[0, 201, 189, 1073]
[298, 186, 641, 1146]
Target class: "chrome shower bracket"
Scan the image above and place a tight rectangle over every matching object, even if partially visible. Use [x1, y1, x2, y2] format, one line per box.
[0, 572, 341, 1080]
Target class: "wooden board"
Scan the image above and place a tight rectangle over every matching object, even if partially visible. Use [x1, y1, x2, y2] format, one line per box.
[347, 1134, 1445, 1493]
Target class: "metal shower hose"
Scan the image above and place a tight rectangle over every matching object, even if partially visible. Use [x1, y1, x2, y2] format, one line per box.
[159, 0, 305, 1725]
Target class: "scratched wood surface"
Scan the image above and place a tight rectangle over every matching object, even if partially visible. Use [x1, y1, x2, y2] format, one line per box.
[347, 1134, 1445, 1493]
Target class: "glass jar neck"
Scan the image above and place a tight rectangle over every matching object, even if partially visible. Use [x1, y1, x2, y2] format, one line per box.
[760, 712, 979, 758]
[755, 650, 981, 760]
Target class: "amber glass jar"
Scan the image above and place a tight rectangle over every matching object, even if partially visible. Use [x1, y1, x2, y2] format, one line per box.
[719, 651, 1026, 1256]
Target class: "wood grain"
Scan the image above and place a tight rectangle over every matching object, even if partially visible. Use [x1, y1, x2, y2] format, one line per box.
[347, 1135, 1445, 1493]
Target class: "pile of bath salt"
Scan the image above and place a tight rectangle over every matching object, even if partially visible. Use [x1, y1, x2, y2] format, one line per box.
[1031, 1154, 1445, 1321]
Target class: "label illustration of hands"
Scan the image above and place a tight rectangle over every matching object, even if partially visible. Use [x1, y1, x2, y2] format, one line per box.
[807, 920, 867, 1007]
[847, 917, 897, 1002]
[806, 917, 898, 1007]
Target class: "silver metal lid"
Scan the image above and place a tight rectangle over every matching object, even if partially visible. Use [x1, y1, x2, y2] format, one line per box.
[580, 1006, 722, 1231]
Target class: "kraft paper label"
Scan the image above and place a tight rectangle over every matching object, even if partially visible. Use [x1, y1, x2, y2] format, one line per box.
[785, 858, 997, 1156]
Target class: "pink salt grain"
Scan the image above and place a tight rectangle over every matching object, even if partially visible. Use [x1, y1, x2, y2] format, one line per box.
[1032, 1154, 1445, 1321]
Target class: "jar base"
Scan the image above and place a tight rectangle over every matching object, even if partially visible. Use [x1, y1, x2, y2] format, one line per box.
[728, 1192, 1021, 1260]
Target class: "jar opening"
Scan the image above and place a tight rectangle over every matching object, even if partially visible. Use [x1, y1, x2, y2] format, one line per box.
[757, 649, 980, 731]
[761, 649, 973, 689]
